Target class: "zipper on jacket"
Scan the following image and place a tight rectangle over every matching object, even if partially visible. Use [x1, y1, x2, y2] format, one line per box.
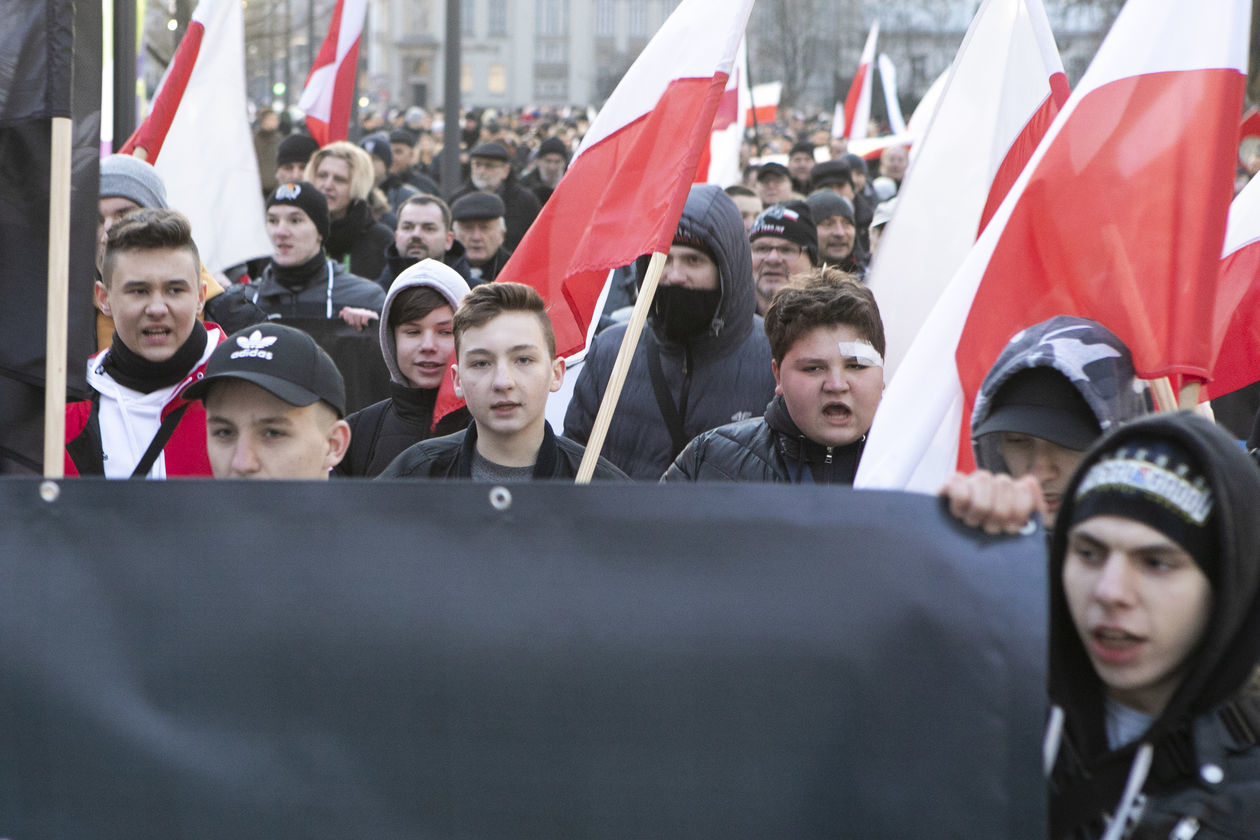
[825, 446, 833, 464]
[1169, 817, 1199, 840]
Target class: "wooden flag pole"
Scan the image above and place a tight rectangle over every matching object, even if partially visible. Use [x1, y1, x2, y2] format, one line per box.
[1149, 377, 1178, 413]
[575, 251, 667, 484]
[42, 116, 72, 479]
[1177, 380, 1201, 410]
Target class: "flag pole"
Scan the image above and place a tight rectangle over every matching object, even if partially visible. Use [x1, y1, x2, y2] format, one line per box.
[43, 116, 72, 479]
[575, 251, 667, 484]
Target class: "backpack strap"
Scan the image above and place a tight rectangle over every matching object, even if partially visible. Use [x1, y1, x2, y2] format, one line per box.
[130, 403, 190, 478]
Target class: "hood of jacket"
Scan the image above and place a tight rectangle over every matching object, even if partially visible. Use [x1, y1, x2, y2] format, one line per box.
[1047, 412, 1260, 831]
[379, 259, 471, 385]
[971, 316, 1149, 471]
[645, 184, 756, 359]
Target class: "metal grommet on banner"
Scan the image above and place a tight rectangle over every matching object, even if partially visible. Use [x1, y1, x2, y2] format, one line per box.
[39, 481, 60, 503]
[489, 486, 512, 511]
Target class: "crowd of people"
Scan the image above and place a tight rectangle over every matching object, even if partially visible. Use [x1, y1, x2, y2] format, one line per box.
[67, 100, 1260, 837]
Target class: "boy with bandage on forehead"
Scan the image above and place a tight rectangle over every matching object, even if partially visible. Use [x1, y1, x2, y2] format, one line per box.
[663, 267, 884, 484]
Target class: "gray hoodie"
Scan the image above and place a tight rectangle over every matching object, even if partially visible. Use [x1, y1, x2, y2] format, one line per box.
[970, 316, 1150, 471]
[379, 259, 471, 386]
[564, 184, 776, 479]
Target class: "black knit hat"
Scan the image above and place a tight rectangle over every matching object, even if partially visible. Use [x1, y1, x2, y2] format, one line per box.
[810, 159, 853, 192]
[1070, 436, 1217, 581]
[789, 140, 815, 157]
[360, 132, 392, 169]
[749, 201, 818, 259]
[537, 136, 569, 159]
[389, 127, 419, 146]
[805, 190, 855, 225]
[184, 323, 347, 418]
[276, 133, 319, 168]
[266, 181, 330, 241]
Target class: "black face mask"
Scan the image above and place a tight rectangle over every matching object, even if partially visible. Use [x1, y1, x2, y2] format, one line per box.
[652, 286, 721, 343]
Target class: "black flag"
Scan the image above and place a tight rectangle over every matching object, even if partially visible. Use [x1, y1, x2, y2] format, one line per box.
[0, 0, 101, 473]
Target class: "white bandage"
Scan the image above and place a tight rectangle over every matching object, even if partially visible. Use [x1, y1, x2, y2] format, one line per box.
[837, 340, 884, 368]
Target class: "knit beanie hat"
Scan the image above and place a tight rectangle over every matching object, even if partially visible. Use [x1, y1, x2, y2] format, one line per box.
[537, 136, 569, 159]
[750, 201, 818, 259]
[805, 190, 855, 225]
[100, 154, 167, 209]
[266, 181, 330, 241]
[361, 132, 392, 169]
[1071, 436, 1217, 581]
[276, 134, 320, 168]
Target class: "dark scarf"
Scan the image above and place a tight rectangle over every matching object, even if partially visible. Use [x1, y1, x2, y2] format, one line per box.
[271, 250, 328, 293]
[325, 199, 374, 260]
[102, 320, 208, 394]
[389, 380, 439, 426]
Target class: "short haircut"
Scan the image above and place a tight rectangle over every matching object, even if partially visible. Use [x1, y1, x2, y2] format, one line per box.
[724, 184, 757, 199]
[102, 207, 200, 288]
[453, 282, 556, 360]
[305, 141, 375, 201]
[397, 193, 453, 230]
[763, 267, 885, 365]
[389, 286, 451, 330]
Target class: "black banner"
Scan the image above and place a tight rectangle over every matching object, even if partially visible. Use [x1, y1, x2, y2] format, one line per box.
[0, 0, 102, 473]
[0, 481, 1047, 838]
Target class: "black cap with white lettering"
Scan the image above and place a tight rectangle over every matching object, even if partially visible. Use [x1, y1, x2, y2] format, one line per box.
[185, 323, 346, 417]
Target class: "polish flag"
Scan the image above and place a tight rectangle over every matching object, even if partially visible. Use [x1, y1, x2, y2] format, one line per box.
[118, 0, 271, 273]
[746, 81, 782, 127]
[841, 22, 880, 141]
[695, 39, 750, 187]
[866, 0, 1068, 379]
[857, 0, 1247, 493]
[1206, 175, 1260, 398]
[497, 0, 754, 361]
[298, 0, 367, 145]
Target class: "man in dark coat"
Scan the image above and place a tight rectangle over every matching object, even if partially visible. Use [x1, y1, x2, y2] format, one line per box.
[564, 184, 777, 480]
[446, 141, 541, 252]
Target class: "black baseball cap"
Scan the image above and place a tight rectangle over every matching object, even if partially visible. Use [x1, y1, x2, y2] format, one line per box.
[185, 323, 346, 417]
[972, 367, 1100, 451]
[757, 162, 791, 181]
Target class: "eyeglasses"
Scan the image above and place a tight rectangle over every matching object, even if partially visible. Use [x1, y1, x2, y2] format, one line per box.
[751, 241, 803, 260]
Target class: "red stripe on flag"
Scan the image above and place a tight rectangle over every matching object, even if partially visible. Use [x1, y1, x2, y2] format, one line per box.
[119, 21, 205, 161]
[1208, 241, 1260, 396]
[712, 85, 738, 131]
[746, 103, 777, 125]
[303, 0, 361, 145]
[500, 74, 729, 359]
[976, 72, 1070, 236]
[843, 63, 870, 139]
[954, 69, 1242, 470]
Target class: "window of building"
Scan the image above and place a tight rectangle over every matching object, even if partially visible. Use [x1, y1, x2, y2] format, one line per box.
[488, 0, 507, 36]
[488, 63, 506, 95]
[461, 0, 475, 36]
[536, 0, 568, 36]
[595, 0, 614, 37]
[535, 77, 569, 100]
[628, 0, 647, 37]
[536, 39, 566, 63]
[462, 62, 473, 94]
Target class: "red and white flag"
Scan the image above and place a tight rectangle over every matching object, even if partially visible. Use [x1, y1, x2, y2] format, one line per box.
[1206, 175, 1260, 398]
[866, 0, 1068, 378]
[695, 39, 750, 187]
[497, 0, 754, 361]
[298, 0, 367, 145]
[119, 0, 271, 273]
[746, 81, 782, 127]
[840, 22, 879, 141]
[857, 0, 1247, 493]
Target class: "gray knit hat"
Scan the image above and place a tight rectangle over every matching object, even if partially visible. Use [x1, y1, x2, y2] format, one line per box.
[100, 154, 168, 209]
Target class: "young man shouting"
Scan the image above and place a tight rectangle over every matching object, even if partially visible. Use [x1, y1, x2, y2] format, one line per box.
[663, 268, 883, 484]
[65, 208, 223, 478]
[380, 282, 626, 481]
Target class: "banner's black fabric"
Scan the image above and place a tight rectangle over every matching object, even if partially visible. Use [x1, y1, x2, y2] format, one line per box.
[0, 0, 101, 473]
[0, 480, 1047, 838]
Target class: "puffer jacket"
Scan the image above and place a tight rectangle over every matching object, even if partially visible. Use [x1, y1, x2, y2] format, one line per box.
[564, 184, 777, 480]
[662, 395, 864, 484]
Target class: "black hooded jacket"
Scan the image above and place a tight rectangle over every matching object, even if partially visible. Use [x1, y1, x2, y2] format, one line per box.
[563, 185, 777, 480]
[1047, 412, 1260, 839]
